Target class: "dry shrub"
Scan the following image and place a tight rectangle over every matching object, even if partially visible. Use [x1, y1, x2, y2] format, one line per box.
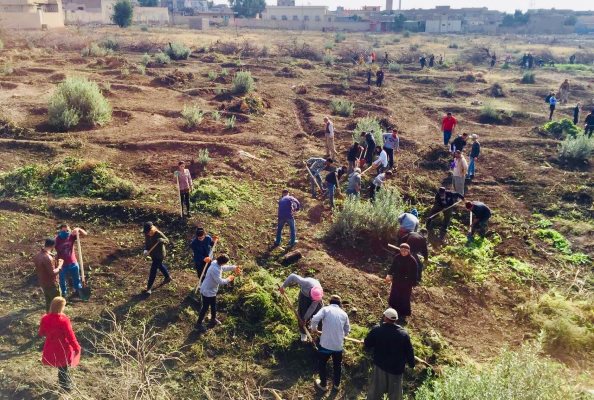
[490, 83, 505, 97]
[212, 40, 262, 57]
[574, 50, 594, 64]
[396, 50, 422, 64]
[277, 39, 322, 61]
[459, 47, 491, 65]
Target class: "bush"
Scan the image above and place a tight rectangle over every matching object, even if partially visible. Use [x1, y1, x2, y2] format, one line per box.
[211, 110, 221, 121]
[0, 157, 138, 200]
[330, 98, 354, 117]
[441, 83, 456, 98]
[111, 0, 133, 28]
[403, 30, 411, 38]
[478, 104, 503, 124]
[140, 53, 151, 66]
[231, 71, 254, 95]
[388, 62, 402, 73]
[328, 188, 405, 243]
[415, 344, 580, 400]
[543, 118, 581, 139]
[323, 54, 335, 66]
[334, 32, 346, 43]
[165, 42, 191, 60]
[81, 43, 112, 57]
[448, 42, 459, 49]
[208, 71, 218, 81]
[140, 25, 149, 32]
[153, 51, 170, 65]
[521, 71, 536, 84]
[324, 42, 334, 50]
[225, 115, 236, 130]
[490, 82, 505, 97]
[181, 105, 204, 129]
[352, 116, 382, 145]
[558, 134, 594, 164]
[190, 177, 252, 216]
[101, 37, 119, 51]
[196, 148, 209, 166]
[220, 68, 229, 77]
[48, 77, 111, 131]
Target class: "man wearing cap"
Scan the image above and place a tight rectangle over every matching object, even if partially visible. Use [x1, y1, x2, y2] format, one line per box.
[426, 187, 464, 236]
[274, 189, 301, 248]
[385, 243, 418, 325]
[396, 209, 419, 241]
[364, 308, 415, 400]
[466, 201, 492, 241]
[346, 168, 362, 197]
[143, 222, 172, 295]
[309, 295, 350, 392]
[451, 150, 468, 196]
[189, 227, 217, 282]
[466, 134, 481, 180]
[174, 161, 193, 217]
[398, 229, 429, 283]
[279, 273, 324, 342]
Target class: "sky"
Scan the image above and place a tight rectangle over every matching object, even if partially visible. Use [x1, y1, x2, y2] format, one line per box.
[268, 0, 594, 13]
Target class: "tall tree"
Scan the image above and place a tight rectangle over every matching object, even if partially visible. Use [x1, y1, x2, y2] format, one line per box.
[229, 0, 265, 18]
[139, 0, 158, 6]
[111, 0, 134, 27]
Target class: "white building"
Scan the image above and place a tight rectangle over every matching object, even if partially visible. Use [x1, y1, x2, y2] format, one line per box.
[0, 0, 64, 29]
[425, 19, 462, 33]
[261, 5, 331, 23]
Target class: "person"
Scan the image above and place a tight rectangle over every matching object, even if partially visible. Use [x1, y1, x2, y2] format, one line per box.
[358, 54, 365, 65]
[451, 150, 468, 196]
[426, 187, 464, 236]
[306, 157, 328, 198]
[383, 52, 389, 66]
[189, 227, 216, 281]
[367, 54, 373, 64]
[346, 142, 362, 173]
[325, 165, 345, 209]
[569, 54, 576, 64]
[39, 297, 81, 392]
[466, 201, 492, 241]
[585, 109, 594, 137]
[438, 54, 443, 65]
[548, 92, 557, 121]
[366, 69, 372, 86]
[371, 51, 376, 63]
[346, 168, 362, 196]
[310, 295, 350, 392]
[34, 238, 64, 312]
[419, 55, 426, 69]
[370, 170, 393, 200]
[361, 131, 376, 167]
[397, 210, 419, 240]
[441, 112, 457, 147]
[450, 132, 468, 153]
[527, 53, 534, 69]
[385, 244, 418, 325]
[522, 53, 528, 68]
[490, 54, 496, 68]
[143, 222, 172, 294]
[398, 230, 429, 283]
[466, 134, 481, 180]
[558, 79, 570, 104]
[195, 254, 240, 333]
[279, 273, 324, 342]
[274, 189, 301, 248]
[323, 116, 337, 160]
[174, 161, 193, 217]
[372, 146, 389, 174]
[382, 129, 400, 170]
[428, 54, 435, 68]
[364, 308, 415, 400]
[55, 224, 88, 298]
[376, 69, 384, 87]
[573, 103, 580, 125]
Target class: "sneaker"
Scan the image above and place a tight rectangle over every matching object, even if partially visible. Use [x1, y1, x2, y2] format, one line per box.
[144, 289, 152, 295]
[300, 333, 308, 342]
[163, 277, 172, 285]
[314, 379, 328, 392]
[289, 240, 299, 247]
[208, 319, 222, 328]
[195, 324, 206, 333]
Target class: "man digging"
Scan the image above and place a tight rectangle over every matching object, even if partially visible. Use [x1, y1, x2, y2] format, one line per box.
[279, 273, 324, 342]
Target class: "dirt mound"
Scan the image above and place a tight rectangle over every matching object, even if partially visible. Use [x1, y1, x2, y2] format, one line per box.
[153, 69, 195, 86]
[0, 82, 18, 90]
[48, 73, 66, 83]
[420, 145, 451, 171]
[275, 66, 301, 78]
[294, 98, 319, 135]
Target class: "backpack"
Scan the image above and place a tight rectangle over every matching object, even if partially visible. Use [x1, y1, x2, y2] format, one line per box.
[545, 94, 552, 103]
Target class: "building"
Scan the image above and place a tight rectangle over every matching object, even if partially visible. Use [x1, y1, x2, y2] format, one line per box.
[277, 0, 294, 6]
[63, 0, 168, 24]
[0, 0, 64, 29]
[335, 5, 381, 21]
[425, 18, 461, 33]
[261, 5, 331, 23]
[192, 3, 233, 23]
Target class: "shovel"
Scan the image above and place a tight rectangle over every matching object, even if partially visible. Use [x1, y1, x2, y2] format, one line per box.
[76, 236, 91, 301]
[195, 237, 218, 295]
[303, 161, 325, 198]
[175, 171, 184, 218]
[278, 285, 317, 350]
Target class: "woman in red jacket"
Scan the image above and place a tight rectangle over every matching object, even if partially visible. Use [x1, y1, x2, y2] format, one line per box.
[39, 296, 81, 391]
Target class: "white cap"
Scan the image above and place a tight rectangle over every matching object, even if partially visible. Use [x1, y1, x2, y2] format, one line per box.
[383, 308, 398, 321]
[471, 134, 478, 139]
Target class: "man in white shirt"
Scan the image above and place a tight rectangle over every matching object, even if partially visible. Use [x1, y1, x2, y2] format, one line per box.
[382, 129, 400, 169]
[370, 170, 393, 200]
[372, 147, 389, 174]
[323, 116, 337, 160]
[451, 150, 468, 196]
[310, 295, 351, 392]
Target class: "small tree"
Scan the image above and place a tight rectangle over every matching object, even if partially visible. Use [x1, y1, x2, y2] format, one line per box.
[111, 0, 133, 28]
[231, 71, 254, 95]
[139, 0, 158, 5]
[229, 0, 265, 18]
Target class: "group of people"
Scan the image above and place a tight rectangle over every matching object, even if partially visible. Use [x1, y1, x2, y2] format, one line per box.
[419, 54, 441, 69]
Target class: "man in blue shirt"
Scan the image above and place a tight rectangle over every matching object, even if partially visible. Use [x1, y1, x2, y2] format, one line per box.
[189, 227, 217, 281]
[273, 189, 301, 248]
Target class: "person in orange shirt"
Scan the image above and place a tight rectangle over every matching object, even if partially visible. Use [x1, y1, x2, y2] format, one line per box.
[441, 112, 458, 147]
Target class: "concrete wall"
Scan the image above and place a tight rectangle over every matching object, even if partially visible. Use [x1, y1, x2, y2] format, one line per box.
[0, 9, 63, 28]
[134, 7, 169, 24]
[425, 19, 462, 33]
[262, 6, 330, 22]
[232, 18, 369, 31]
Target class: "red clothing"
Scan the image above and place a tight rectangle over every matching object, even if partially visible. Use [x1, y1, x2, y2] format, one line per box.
[55, 233, 78, 265]
[39, 313, 81, 368]
[441, 116, 457, 131]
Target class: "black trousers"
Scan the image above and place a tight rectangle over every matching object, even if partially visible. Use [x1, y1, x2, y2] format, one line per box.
[147, 258, 170, 289]
[58, 366, 71, 391]
[180, 190, 190, 214]
[549, 105, 555, 120]
[383, 146, 394, 169]
[318, 349, 343, 387]
[586, 125, 594, 137]
[198, 295, 216, 324]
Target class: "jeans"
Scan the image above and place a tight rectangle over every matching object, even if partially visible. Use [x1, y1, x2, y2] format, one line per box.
[180, 190, 190, 214]
[383, 146, 394, 169]
[443, 130, 452, 146]
[367, 366, 403, 400]
[58, 366, 72, 392]
[197, 295, 216, 325]
[327, 183, 336, 208]
[59, 263, 82, 296]
[310, 173, 323, 197]
[346, 188, 359, 197]
[275, 217, 296, 246]
[586, 125, 594, 137]
[467, 158, 476, 177]
[369, 184, 380, 201]
[318, 347, 343, 388]
[147, 258, 170, 290]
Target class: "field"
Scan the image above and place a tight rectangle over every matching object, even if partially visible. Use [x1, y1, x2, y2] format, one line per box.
[0, 26, 593, 399]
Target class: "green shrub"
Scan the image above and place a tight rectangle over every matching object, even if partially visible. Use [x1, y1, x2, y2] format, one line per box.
[207, 70, 218, 81]
[478, 103, 502, 124]
[543, 118, 581, 139]
[140, 53, 151, 66]
[502, 62, 510, 69]
[181, 105, 204, 129]
[154, 51, 170, 65]
[558, 134, 594, 164]
[231, 71, 254, 95]
[211, 110, 221, 121]
[101, 37, 119, 51]
[403, 30, 411, 38]
[328, 188, 405, 243]
[1, 62, 14, 76]
[0, 158, 138, 200]
[196, 148, 209, 166]
[448, 42, 459, 49]
[334, 32, 346, 43]
[323, 54, 335, 66]
[111, 0, 133, 28]
[190, 177, 253, 216]
[415, 344, 580, 400]
[225, 115, 236, 130]
[165, 42, 191, 60]
[352, 116, 382, 145]
[324, 42, 334, 50]
[388, 62, 402, 73]
[330, 98, 354, 117]
[521, 71, 536, 83]
[220, 68, 229, 77]
[81, 43, 113, 57]
[135, 64, 146, 75]
[140, 25, 149, 32]
[441, 83, 456, 97]
[48, 77, 112, 131]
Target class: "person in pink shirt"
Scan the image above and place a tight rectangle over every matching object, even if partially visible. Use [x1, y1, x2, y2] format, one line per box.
[55, 224, 88, 298]
[174, 161, 193, 217]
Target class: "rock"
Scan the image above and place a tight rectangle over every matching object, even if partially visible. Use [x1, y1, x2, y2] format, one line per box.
[282, 250, 303, 265]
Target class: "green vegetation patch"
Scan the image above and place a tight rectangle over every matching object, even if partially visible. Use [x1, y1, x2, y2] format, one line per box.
[329, 98, 355, 117]
[190, 177, 254, 216]
[542, 118, 581, 139]
[0, 157, 138, 200]
[352, 116, 382, 145]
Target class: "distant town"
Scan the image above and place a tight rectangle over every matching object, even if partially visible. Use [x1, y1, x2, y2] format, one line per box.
[1, 0, 594, 33]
